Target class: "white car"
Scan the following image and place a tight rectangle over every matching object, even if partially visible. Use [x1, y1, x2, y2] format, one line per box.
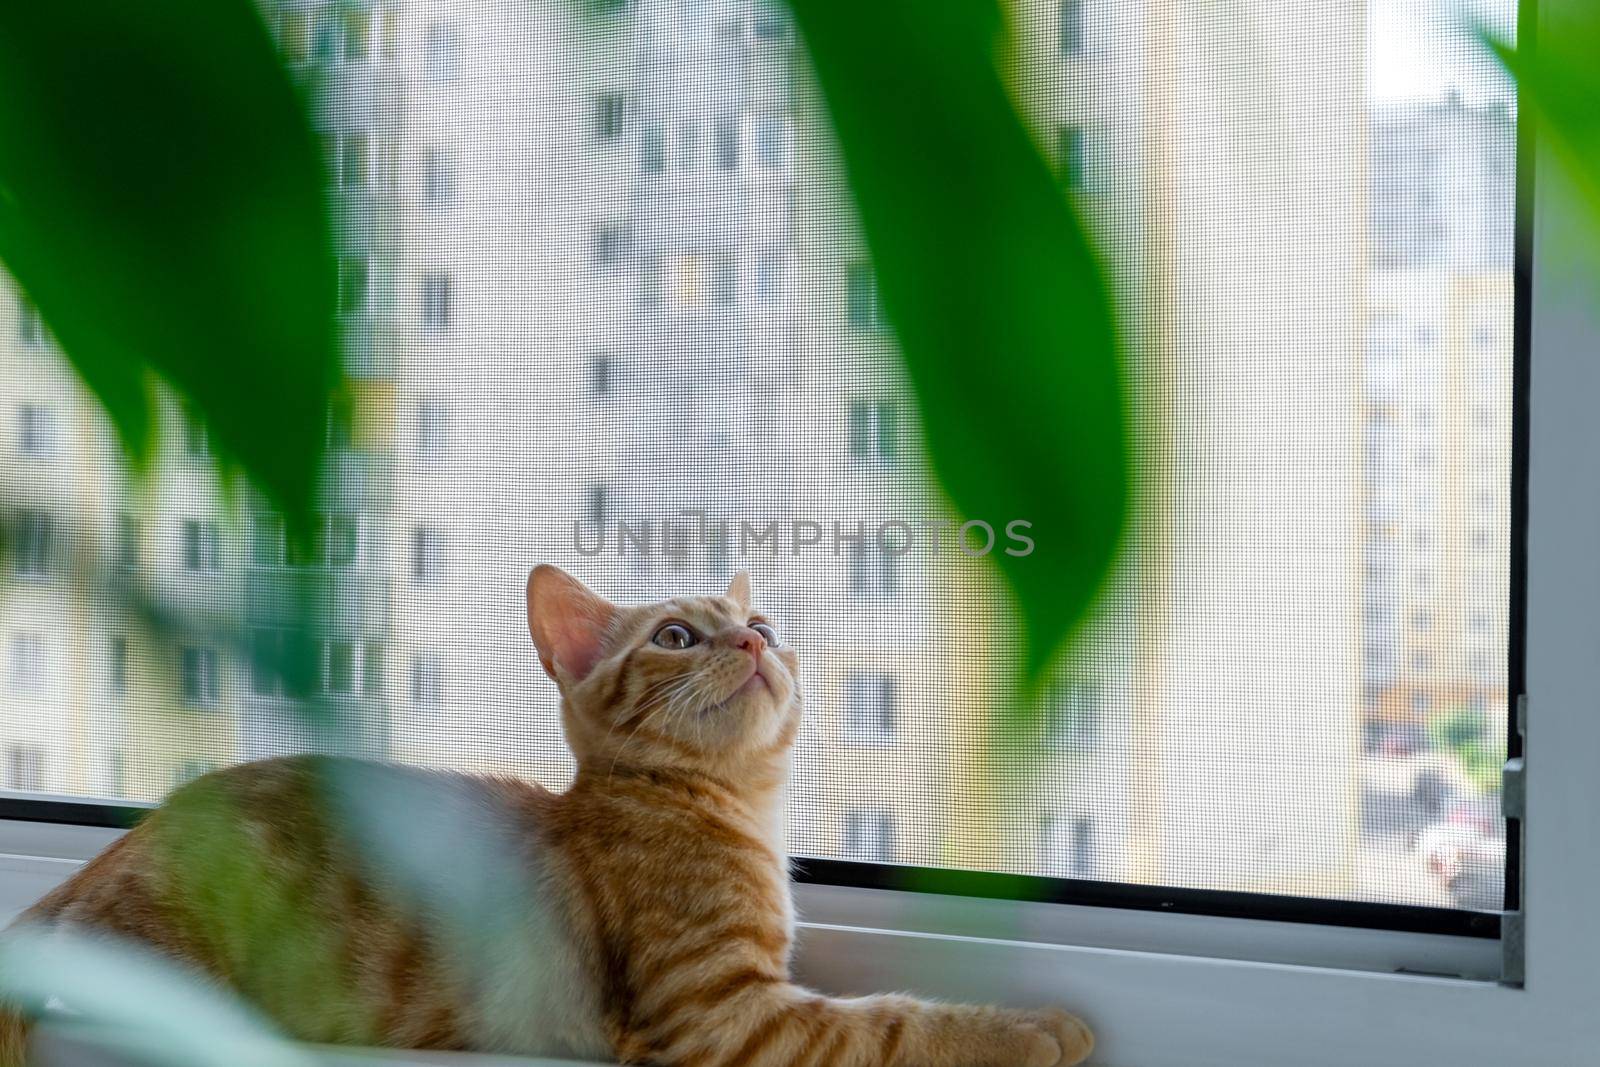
[1415, 797, 1506, 911]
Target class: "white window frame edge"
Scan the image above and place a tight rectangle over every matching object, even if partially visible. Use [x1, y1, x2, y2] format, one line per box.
[0, 13, 1594, 1067]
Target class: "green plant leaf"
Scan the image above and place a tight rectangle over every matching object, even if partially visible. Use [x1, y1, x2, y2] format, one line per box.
[789, 0, 1131, 696]
[0, 0, 338, 535]
[0, 926, 311, 1067]
[1481, 10, 1599, 203]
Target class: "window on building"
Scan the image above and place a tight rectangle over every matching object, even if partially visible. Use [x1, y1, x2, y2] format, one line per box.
[412, 525, 445, 583]
[424, 21, 457, 82]
[848, 541, 898, 597]
[16, 297, 42, 346]
[675, 121, 702, 172]
[1046, 681, 1099, 750]
[847, 399, 898, 466]
[596, 93, 626, 140]
[587, 351, 613, 397]
[1058, 125, 1087, 190]
[421, 273, 452, 330]
[180, 646, 219, 707]
[584, 483, 609, 526]
[328, 393, 355, 452]
[105, 750, 126, 798]
[843, 809, 895, 863]
[181, 409, 209, 458]
[638, 255, 663, 307]
[277, 8, 309, 64]
[327, 639, 356, 695]
[1059, 0, 1084, 54]
[641, 123, 666, 173]
[754, 250, 787, 303]
[339, 130, 370, 188]
[416, 399, 449, 458]
[714, 114, 740, 170]
[9, 633, 44, 696]
[593, 223, 627, 269]
[250, 514, 284, 568]
[843, 672, 896, 743]
[114, 512, 140, 572]
[109, 636, 129, 698]
[1039, 814, 1097, 879]
[712, 254, 738, 307]
[674, 255, 704, 308]
[845, 261, 884, 330]
[180, 518, 221, 574]
[17, 404, 55, 457]
[249, 628, 281, 698]
[752, 1, 788, 39]
[174, 760, 218, 789]
[362, 642, 384, 697]
[327, 513, 360, 568]
[754, 114, 789, 170]
[339, 256, 370, 315]
[411, 652, 443, 707]
[12, 509, 52, 578]
[343, 7, 371, 62]
[6, 746, 45, 793]
[423, 147, 455, 207]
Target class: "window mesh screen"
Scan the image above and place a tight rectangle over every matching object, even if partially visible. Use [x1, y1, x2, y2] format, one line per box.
[0, 0, 1515, 912]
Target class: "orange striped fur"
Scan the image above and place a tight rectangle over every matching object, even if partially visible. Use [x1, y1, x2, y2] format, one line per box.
[1, 567, 1092, 1066]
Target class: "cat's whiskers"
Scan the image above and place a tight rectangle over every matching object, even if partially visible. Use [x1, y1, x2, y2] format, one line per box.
[599, 674, 684, 754]
[658, 678, 701, 744]
[606, 674, 699, 784]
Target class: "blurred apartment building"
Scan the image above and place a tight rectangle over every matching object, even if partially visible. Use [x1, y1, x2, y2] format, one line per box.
[0, 1, 406, 801]
[1363, 94, 1514, 740]
[371, 0, 964, 866]
[1007, 0, 1367, 896]
[0, 0, 1511, 907]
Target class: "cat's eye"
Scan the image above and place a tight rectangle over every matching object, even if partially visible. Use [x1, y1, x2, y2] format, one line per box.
[652, 623, 698, 650]
[751, 622, 779, 647]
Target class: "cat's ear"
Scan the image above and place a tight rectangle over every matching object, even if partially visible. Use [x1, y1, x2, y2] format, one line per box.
[726, 570, 751, 611]
[526, 565, 616, 685]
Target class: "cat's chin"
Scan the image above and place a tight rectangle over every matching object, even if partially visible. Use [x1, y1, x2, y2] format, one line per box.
[715, 662, 776, 705]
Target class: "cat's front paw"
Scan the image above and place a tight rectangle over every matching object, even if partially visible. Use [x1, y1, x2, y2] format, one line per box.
[1022, 1008, 1094, 1067]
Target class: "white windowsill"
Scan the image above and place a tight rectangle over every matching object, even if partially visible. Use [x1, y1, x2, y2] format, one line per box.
[0, 822, 1530, 1067]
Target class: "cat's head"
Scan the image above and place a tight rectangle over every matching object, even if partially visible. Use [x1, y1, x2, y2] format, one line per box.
[525, 564, 803, 776]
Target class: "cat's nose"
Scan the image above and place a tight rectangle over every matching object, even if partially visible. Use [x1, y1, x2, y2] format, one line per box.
[730, 627, 767, 658]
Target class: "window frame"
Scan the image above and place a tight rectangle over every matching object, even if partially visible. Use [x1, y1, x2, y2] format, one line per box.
[6, 0, 1598, 1059]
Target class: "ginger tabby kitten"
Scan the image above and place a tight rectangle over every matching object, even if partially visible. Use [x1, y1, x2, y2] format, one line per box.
[2, 566, 1094, 1067]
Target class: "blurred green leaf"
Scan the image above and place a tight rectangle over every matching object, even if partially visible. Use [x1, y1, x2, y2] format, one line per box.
[325, 759, 564, 1046]
[1482, 11, 1599, 203]
[790, 0, 1131, 696]
[0, 0, 338, 536]
[0, 926, 311, 1067]
[148, 772, 370, 1039]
